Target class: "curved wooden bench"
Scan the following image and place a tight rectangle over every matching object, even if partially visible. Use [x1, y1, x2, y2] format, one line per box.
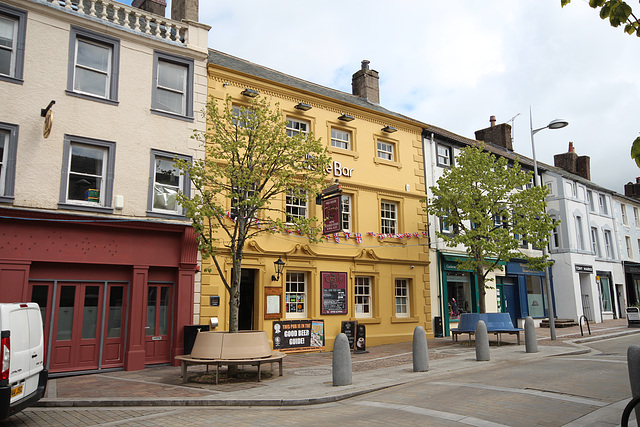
[175, 330, 286, 384]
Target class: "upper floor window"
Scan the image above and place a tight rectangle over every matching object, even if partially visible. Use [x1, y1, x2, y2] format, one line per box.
[286, 190, 307, 223]
[152, 51, 194, 119]
[0, 4, 26, 83]
[598, 194, 608, 215]
[341, 194, 352, 232]
[436, 144, 453, 167]
[622, 203, 629, 225]
[575, 216, 585, 250]
[286, 118, 309, 137]
[381, 201, 398, 234]
[148, 150, 191, 216]
[591, 227, 601, 257]
[545, 182, 553, 195]
[587, 190, 595, 212]
[331, 128, 350, 150]
[551, 221, 560, 249]
[377, 140, 395, 161]
[604, 230, 614, 258]
[626, 236, 633, 258]
[0, 122, 18, 203]
[60, 135, 115, 212]
[635, 207, 640, 228]
[67, 27, 120, 102]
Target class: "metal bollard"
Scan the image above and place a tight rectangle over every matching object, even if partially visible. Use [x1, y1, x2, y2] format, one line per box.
[332, 333, 352, 386]
[412, 326, 429, 372]
[475, 320, 490, 361]
[525, 316, 538, 353]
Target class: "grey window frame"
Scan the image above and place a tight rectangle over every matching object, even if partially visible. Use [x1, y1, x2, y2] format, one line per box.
[66, 26, 120, 104]
[436, 143, 453, 167]
[147, 149, 191, 218]
[151, 51, 194, 121]
[0, 3, 26, 84]
[0, 122, 18, 203]
[59, 134, 115, 213]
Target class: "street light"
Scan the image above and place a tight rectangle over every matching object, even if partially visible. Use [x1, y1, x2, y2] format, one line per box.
[530, 107, 569, 341]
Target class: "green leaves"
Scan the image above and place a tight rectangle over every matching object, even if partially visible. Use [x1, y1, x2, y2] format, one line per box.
[563, 0, 640, 35]
[631, 136, 640, 167]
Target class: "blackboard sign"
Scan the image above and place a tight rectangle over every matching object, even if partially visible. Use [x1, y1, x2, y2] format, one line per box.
[321, 272, 348, 315]
[341, 320, 357, 349]
[355, 324, 366, 353]
[273, 320, 325, 352]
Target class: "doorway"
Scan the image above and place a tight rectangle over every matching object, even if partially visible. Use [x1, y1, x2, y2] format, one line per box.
[145, 284, 173, 364]
[499, 277, 520, 326]
[239, 269, 256, 330]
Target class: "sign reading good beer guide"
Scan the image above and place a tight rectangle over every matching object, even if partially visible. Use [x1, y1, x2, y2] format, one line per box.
[272, 320, 325, 352]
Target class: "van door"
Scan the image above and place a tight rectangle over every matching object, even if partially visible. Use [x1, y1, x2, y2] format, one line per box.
[7, 307, 30, 404]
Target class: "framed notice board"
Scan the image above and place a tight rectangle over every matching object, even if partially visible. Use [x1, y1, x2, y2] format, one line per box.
[264, 287, 282, 320]
[321, 271, 348, 315]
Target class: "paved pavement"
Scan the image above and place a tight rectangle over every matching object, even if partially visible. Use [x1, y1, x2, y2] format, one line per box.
[35, 318, 640, 409]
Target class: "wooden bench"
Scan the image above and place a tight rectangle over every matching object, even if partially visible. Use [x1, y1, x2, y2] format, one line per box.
[450, 313, 524, 346]
[174, 330, 286, 384]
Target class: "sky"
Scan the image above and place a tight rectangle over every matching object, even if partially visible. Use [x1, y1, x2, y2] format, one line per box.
[130, 0, 639, 193]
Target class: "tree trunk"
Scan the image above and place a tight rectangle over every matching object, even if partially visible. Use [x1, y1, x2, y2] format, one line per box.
[477, 264, 486, 314]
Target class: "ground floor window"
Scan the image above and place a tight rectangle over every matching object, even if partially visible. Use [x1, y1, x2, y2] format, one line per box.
[447, 272, 471, 320]
[599, 275, 612, 312]
[286, 272, 307, 318]
[395, 279, 410, 317]
[355, 276, 372, 318]
[526, 276, 545, 317]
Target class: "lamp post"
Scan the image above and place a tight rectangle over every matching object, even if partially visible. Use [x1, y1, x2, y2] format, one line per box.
[530, 108, 568, 341]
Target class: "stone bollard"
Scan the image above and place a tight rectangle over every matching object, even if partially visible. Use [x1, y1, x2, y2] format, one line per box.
[332, 333, 352, 386]
[627, 345, 640, 421]
[412, 326, 429, 372]
[525, 316, 538, 353]
[475, 320, 490, 361]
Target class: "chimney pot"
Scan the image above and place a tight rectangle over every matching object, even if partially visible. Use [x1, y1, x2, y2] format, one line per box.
[569, 142, 574, 152]
[490, 115, 496, 127]
[637, 177, 640, 184]
[361, 60, 370, 71]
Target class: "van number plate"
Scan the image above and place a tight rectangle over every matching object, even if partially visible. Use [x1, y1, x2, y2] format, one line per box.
[10, 385, 23, 398]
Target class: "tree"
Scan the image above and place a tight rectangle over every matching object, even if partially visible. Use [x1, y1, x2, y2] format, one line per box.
[561, 0, 640, 37]
[175, 95, 331, 334]
[426, 144, 558, 313]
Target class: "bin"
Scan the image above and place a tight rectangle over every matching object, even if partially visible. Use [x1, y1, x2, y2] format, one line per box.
[184, 324, 210, 354]
[434, 316, 443, 337]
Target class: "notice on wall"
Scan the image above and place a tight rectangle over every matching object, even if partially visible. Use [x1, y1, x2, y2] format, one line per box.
[321, 271, 348, 315]
[272, 320, 325, 352]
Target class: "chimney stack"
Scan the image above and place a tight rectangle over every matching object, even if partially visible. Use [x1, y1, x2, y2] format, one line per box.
[474, 116, 513, 151]
[132, 0, 166, 16]
[554, 142, 591, 181]
[352, 60, 380, 104]
[172, 0, 199, 22]
[624, 177, 640, 200]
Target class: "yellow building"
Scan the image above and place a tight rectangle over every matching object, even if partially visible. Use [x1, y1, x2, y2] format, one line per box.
[198, 50, 431, 351]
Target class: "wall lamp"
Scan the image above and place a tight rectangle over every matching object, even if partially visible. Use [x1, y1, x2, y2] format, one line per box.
[295, 102, 312, 111]
[338, 114, 354, 122]
[271, 256, 285, 281]
[382, 125, 397, 133]
[241, 88, 259, 98]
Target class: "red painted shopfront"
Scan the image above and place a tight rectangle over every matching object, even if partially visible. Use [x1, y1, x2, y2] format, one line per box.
[0, 208, 197, 374]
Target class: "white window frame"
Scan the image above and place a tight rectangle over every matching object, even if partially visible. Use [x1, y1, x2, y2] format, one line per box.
[67, 27, 120, 103]
[331, 128, 351, 150]
[354, 276, 372, 318]
[341, 194, 352, 232]
[377, 140, 395, 161]
[0, 4, 26, 83]
[381, 200, 398, 234]
[587, 190, 595, 212]
[591, 227, 601, 257]
[394, 278, 410, 318]
[598, 194, 608, 215]
[635, 207, 640, 228]
[285, 271, 307, 319]
[286, 190, 307, 223]
[551, 223, 560, 249]
[575, 216, 585, 250]
[148, 150, 191, 217]
[436, 144, 452, 167]
[152, 51, 194, 120]
[286, 117, 309, 137]
[626, 235, 633, 258]
[59, 135, 115, 213]
[604, 230, 614, 259]
[0, 122, 18, 203]
[622, 204, 629, 225]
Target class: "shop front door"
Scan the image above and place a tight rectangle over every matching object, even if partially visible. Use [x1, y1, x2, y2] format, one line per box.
[144, 284, 173, 364]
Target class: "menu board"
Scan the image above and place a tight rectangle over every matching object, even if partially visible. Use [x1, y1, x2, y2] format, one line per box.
[321, 271, 348, 315]
[341, 320, 357, 349]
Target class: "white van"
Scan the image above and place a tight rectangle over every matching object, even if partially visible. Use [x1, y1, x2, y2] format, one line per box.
[0, 303, 48, 420]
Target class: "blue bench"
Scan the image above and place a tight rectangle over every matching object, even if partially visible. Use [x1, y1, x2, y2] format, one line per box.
[450, 313, 524, 346]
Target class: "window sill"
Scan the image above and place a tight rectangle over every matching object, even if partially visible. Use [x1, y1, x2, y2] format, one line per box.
[147, 210, 188, 220]
[150, 108, 194, 122]
[390, 316, 418, 324]
[353, 317, 381, 324]
[327, 146, 359, 159]
[65, 90, 119, 106]
[0, 196, 15, 204]
[373, 157, 402, 169]
[58, 202, 114, 214]
[0, 75, 23, 85]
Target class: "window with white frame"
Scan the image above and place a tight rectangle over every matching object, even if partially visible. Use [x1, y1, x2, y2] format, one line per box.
[152, 51, 193, 118]
[377, 140, 394, 161]
[286, 118, 309, 137]
[341, 194, 352, 232]
[0, 4, 26, 82]
[591, 227, 601, 257]
[230, 182, 258, 219]
[551, 221, 560, 249]
[0, 123, 18, 202]
[598, 194, 608, 215]
[286, 190, 307, 223]
[575, 216, 585, 250]
[60, 135, 115, 211]
[331, 128, 350, 150]
[149, 150, 191, 216]
[67, 27, 120, 102]
[545, 182, 553, 195]
[587, 190, 595, 212]
[635, 207, 640, 228]
[354, 276, 372, 318]
[285, 272, 306, 318]
[626, 236, 633, 258]
[381, 201, 398, 234]
[395, 279, 410, 318]
[622, 204, 629, 225]
[440, 208, 455, 234]
[604, 230, 613, 258]
[436, 144, 453, 167]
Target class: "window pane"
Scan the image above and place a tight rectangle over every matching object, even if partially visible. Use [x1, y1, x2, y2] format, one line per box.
[600, 277, 612, 312]
[286, 272, 306, 317]
[159, 287, 169, 336]
[155, 158, 180, 186]
[107, 286, 124, 339]
[0, 16, 15, 76]
[0, 130, 6, 194]
[81, 286, 100, 339]
[77, 39, 109, 72]
[57, 286, 75, 341]
[71, 144, 104, 175]
[156, 89, 184, 115]
[75, 40, 110, 97]
[153, 184, 178, 211]
[526, 276, 545, 317]
[68, 144, 104, 202]
[158, 60, 186, 92]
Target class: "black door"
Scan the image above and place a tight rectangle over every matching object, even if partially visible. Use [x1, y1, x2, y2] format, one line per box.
[239, 269, 255, 330]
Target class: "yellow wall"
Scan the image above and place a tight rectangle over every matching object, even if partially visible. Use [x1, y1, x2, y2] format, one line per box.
[199, 63, 431, 350]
